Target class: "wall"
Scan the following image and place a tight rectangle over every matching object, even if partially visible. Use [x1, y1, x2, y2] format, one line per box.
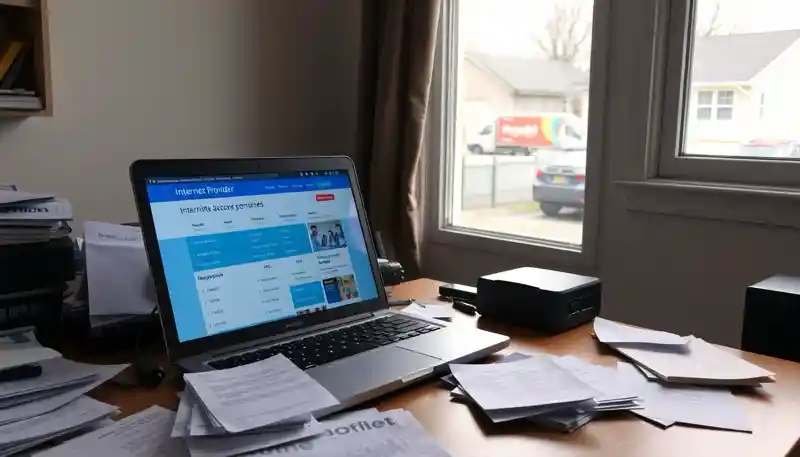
[0, 0, 361, 229]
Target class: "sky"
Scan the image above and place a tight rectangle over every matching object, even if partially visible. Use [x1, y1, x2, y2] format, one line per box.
[461, 0, 800, 60]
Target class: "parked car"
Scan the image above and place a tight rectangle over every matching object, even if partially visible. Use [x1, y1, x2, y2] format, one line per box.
[736, 139, 800, 159]
[468, 113, 586, 155]
[533, 149, 586, 217]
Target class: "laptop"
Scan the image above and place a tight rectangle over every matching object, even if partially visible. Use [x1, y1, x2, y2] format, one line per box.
[129, 156, 509, 411]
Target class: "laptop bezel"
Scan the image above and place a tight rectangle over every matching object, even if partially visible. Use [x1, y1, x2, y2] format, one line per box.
[129, 156, 389, 361]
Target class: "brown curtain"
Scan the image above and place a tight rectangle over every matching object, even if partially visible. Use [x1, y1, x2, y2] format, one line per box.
[356, 0, 441, 278]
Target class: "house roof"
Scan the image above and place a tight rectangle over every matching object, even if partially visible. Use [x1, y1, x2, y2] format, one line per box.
[693, 29, 800, 84]
[465, 52, 589, 96]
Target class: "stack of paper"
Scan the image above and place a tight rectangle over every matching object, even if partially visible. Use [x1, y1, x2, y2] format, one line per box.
[0, 188, 72, 246]
[35, 405, 189, 457]
[594, 317, 775, 386]
[616, 361, 752, 432]
[174, 354, 340, 457]
[448, 353, 642, 432]
[0, 356, 127, 456]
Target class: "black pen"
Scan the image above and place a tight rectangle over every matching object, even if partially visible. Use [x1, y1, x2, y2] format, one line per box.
[452, 299, 477, 316]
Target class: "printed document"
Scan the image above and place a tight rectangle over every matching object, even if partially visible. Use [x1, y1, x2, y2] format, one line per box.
[84, 221, 156, 316]
[593, 317, 688, 345]
[450, 355, 599, 411]
[184, 354, 339, 433]
[36, 405, 189, 457]
[0, 198, 72, 222]
[241, 409, 452, 457]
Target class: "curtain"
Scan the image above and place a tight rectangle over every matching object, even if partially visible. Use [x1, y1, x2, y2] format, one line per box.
[356, 0, 441, 278]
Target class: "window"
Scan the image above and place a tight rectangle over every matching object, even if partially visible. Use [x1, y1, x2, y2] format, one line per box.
[428, 0, 600, 258]
[658, 0, 800, 186]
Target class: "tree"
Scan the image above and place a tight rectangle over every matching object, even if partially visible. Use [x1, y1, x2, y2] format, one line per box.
[537, 3, 592, 65]
[697, 0, 735, 37]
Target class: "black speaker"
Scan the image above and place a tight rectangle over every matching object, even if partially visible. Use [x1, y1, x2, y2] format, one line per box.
[742, 275, 800, 362]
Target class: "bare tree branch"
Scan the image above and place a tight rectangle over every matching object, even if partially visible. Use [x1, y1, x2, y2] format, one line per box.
[537, 3, 592, 65]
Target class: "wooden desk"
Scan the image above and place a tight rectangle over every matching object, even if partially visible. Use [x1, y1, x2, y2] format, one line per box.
[71, 279, 800, 457]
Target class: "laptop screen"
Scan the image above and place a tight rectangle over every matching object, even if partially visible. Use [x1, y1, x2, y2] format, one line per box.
[144, 170, 380, 343]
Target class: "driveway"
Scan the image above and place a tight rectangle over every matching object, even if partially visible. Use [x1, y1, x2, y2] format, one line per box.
[459, 207, 584, 246]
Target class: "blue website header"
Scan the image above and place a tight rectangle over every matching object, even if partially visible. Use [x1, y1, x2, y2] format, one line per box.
[146, 175, 351, 203]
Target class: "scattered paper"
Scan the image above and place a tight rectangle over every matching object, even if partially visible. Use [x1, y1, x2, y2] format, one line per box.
[0, 396, 117, 447]
[185, 415, 321, 457]
[551, 356, 638, 405]
[172, 391, 196, 438]
[593, 317, 688, 346]
[0, 358, 103, 401]
[0, 328, 61, 371]
[184, 354, 339, 433]
[35, 405, 188, 457]
[84, 221, 156, 316]
[441, 352, 533, 388]
[450, 356, 599, 411]
[0, 363, 126, 426]
[613, 337, 775, 385]
[0, 198, 72, 222]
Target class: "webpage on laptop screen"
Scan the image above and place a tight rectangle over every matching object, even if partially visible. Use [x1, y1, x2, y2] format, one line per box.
[145, 172, 379, 343]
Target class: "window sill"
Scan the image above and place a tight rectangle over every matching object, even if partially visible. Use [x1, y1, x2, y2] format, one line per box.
[616, 179, 800, 229]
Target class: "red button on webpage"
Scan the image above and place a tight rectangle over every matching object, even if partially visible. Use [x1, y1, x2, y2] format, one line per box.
[316, 194, 335, 202]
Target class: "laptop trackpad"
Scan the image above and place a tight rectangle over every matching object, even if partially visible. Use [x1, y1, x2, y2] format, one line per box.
[306, 347, 440, 401]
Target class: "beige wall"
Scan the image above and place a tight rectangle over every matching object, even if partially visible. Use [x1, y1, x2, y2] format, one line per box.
[514, 95, 567, 114]
[0, 0, 361, 229]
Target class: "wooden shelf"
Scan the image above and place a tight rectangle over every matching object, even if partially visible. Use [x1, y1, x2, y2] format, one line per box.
[0, 0, 51, 116]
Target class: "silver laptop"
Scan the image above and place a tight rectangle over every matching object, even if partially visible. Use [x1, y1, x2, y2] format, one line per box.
[130, 156, 509, 411]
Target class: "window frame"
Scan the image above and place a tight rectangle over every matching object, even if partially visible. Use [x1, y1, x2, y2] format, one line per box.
[657, 0, 800, 188]
[422, 0, 611, 273]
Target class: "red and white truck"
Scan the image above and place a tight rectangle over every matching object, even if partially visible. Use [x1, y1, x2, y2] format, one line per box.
[467, 113, 586, 155]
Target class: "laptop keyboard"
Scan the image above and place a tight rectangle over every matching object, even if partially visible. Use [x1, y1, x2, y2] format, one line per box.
[207, 315, 441, 371]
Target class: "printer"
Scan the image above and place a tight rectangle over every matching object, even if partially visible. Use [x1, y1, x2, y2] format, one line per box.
[476, 267, 601, 334]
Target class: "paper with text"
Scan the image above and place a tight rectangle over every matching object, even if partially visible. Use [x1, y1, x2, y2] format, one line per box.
[84, 221, 156, 316]
[450, 356, 598, 411]
[184, 354, 339, 433]
[243, 409, 451, 457]
[36, 405, 189, 457]
[593, 317, 688, 346]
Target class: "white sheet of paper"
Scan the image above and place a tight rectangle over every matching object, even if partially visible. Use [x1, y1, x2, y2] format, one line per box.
[450, 385, 596, 423]
[616, 362, 751, 432]
[593, 317, 688, 345]
[35, 405, 189, 457]
[172, 391, 196, 438]
[0, 363, 126, 426]
[401, 303, 455, 322]
[84, 221, 156, 316]
[184, 354, 339, 433]
[551, 355, 638, 404]
[0, 329, 61, 371]
[0, 358, 102, 401]
[0, 190, 54, 206]
[450, 356, 599, 411]
[0, 396, 117, 446]
[243, 409, 452, 457]
[614, 337, 775, 385]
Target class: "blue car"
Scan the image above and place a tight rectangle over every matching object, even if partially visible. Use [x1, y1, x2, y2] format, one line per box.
[533, 150, 586, 217]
